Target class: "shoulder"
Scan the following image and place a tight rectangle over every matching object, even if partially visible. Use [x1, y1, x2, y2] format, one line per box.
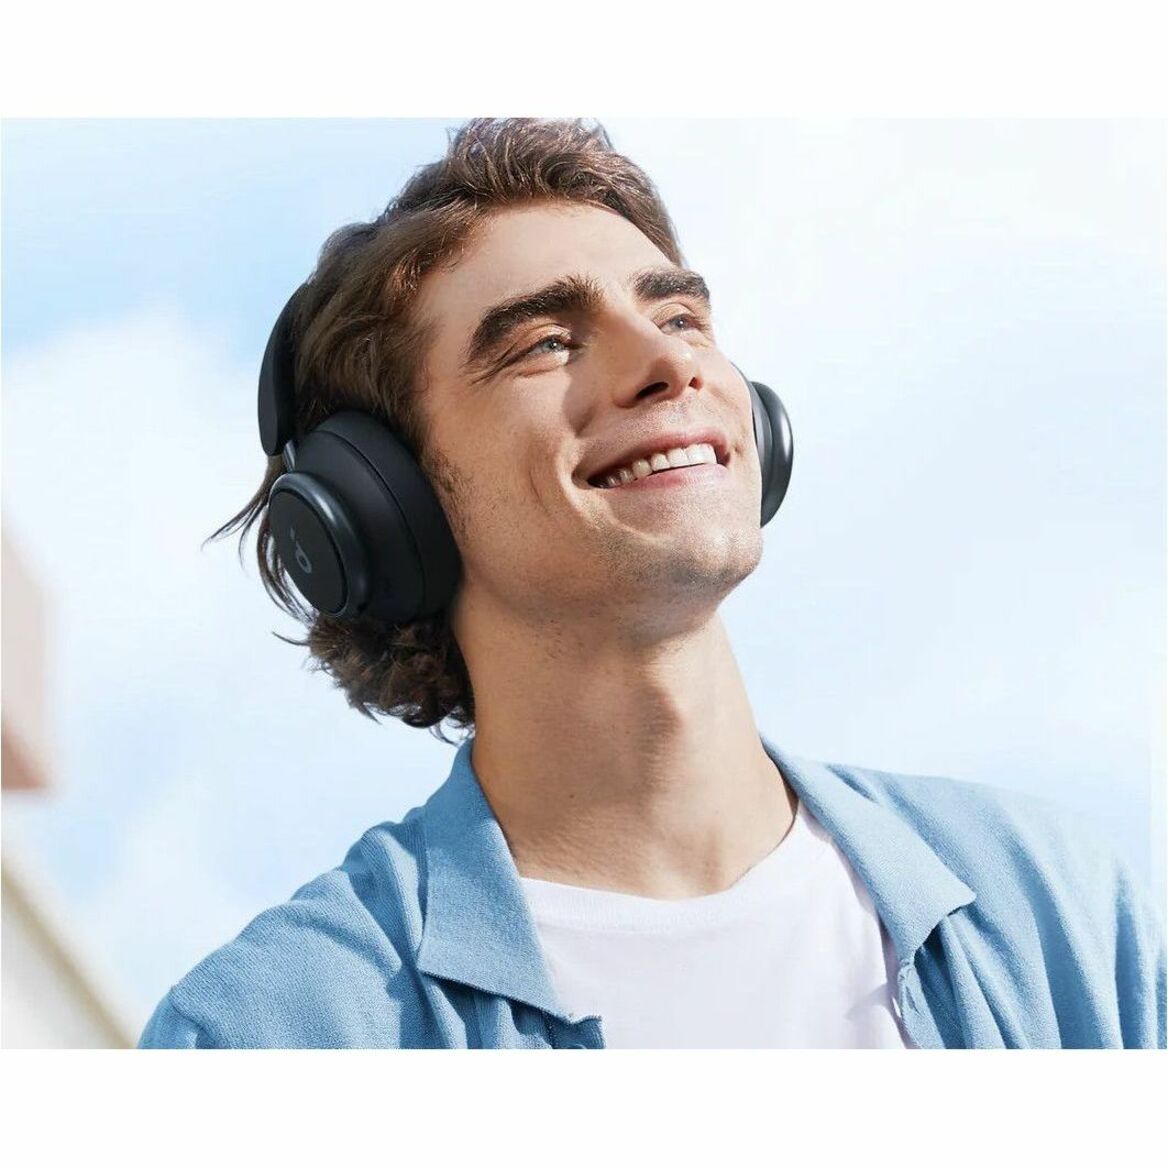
[826, 757, 1165, 1047]
[825, 756, 1164, 973]
[138, 810, 427, 1049]
[820, 755, 1128, 886]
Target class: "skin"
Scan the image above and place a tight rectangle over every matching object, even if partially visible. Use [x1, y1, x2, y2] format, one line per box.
[412, 200, 798, 898]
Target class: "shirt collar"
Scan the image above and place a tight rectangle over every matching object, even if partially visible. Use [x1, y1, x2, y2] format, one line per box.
[759, 736, 977, 967]
[415, 733, 568, 1019]
[414, 731, 976, 1019]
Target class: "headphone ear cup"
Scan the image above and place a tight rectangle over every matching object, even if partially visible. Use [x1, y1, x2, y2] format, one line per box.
[270, 411, 462, 625]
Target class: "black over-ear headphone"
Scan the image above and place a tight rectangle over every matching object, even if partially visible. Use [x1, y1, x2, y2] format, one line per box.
[258, 285, 794, 625]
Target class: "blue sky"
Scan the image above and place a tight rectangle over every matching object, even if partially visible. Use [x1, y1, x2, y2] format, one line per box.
[2, 119, 1164, 1034]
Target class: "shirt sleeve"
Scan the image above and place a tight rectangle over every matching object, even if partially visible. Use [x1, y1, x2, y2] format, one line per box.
[137, 992, 213, 1049]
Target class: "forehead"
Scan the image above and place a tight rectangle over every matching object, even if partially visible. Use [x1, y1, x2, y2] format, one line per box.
[415, 202, 673, 349]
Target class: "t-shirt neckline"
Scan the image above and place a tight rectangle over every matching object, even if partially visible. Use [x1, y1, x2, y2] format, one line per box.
[517, 796, 832, 933]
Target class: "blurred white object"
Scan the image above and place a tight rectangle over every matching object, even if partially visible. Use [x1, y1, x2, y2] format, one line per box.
[2, 524, 133, 1047]
[2, 528, 54, 790]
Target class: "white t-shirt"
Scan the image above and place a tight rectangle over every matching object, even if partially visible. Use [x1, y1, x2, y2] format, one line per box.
[518, 795, 913, 1048]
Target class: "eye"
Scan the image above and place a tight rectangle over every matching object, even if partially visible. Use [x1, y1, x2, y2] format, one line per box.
[661, 307, 712, 336]
[529, 334, 570, 355]
[516, 331, 573, 361]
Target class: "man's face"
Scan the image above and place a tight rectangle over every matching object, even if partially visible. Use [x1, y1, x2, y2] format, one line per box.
[413, 201, 764, 637]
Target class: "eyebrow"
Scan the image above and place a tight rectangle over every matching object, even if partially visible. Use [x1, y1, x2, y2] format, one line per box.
[461, 265, 712, 380]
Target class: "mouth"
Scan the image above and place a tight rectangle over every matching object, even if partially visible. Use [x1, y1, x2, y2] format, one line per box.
[585, 443, 731, 490]
[590, 460, 731, 493]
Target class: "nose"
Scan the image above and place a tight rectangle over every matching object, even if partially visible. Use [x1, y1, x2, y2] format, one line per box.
[602, 310, 705, 408]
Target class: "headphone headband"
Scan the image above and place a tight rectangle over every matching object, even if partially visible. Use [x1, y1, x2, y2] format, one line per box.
[258, 287, 305, 460]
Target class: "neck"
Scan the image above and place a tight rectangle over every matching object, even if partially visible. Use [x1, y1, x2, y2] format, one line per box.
[455, 604, 797, 899]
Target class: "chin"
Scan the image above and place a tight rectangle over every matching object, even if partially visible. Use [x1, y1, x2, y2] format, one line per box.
[658, 535, 763, 600]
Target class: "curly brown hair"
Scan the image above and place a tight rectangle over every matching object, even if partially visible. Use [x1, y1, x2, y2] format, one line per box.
[209, 118, 685, 745]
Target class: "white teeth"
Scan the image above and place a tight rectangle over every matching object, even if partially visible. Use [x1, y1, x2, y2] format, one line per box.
[594, 442, 719, 487]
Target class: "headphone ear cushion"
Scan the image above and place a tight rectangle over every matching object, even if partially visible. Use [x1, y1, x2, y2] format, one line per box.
[331, 412, 462, 620]
[733, 365, 793, 527]
[750, 379, 793, 526]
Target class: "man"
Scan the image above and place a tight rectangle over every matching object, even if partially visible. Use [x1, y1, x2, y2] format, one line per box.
[139, 118, 1165, 1049]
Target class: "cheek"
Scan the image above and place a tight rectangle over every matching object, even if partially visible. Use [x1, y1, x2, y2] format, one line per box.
[433, 416, 569, 535]
[421, 443, 488, 551]
[442, 455, 519, 541]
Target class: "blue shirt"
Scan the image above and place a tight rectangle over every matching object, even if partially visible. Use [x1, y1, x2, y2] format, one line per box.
[138, 733, 1166, 1049]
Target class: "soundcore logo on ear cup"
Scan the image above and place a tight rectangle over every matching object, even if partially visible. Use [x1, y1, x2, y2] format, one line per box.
[289, 526, 313, 575]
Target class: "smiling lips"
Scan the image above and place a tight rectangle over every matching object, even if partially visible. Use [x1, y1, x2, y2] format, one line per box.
[590, 442, 722, 488]
[599, 460, 729, 492]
